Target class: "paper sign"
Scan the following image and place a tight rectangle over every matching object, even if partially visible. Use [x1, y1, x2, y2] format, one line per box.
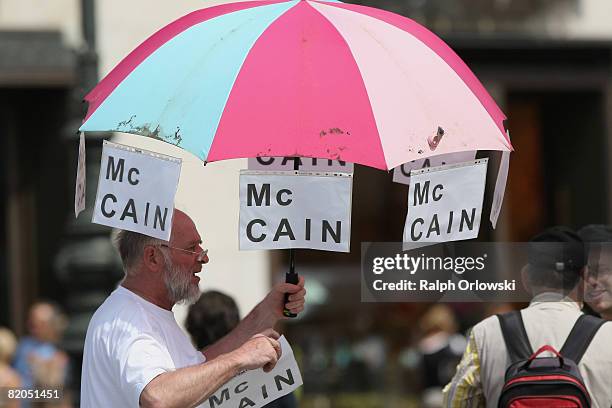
[239, 171, 353, 252]
[75, 132, 86, 218]
[490, 150, 511, 229]
[248, 157, 353, 173]
[92, 141, 181, 240]
[393, 151, 476, 185]
[403, 159, 488, 243]
[206, 336, 302, 408]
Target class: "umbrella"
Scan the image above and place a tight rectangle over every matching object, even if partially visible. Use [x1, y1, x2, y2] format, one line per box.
[79, 0, 512, 171]
[79, 0, 513, 316]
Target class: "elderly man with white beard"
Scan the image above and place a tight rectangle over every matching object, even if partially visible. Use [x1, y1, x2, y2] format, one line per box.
[80, 209, 306, 408]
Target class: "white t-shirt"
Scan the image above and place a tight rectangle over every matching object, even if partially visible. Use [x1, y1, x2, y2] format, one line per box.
[80, 286, 206, 408]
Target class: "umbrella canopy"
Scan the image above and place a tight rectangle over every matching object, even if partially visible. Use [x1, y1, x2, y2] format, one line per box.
[80, 0, 512, 170]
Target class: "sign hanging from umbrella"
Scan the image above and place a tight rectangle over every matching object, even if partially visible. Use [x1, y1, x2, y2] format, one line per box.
[239, 170, 353, 252]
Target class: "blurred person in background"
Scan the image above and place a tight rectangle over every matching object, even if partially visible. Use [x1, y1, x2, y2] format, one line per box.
[0, 327, 21, 408]
[579, 225, 612, 320]
[401, 304, 466, 408]
[12, 301, 70, 405]
[443, 226, 612, 407]
[417, 305, 466, 408]
[186, 290, 240, 350]
[187, 290, 298, 408]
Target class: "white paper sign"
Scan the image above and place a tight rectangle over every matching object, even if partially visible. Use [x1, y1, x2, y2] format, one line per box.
[392, 151, 476, 185]
[239, 171, 352, 252]
[490, 150, 511, 229]
[74, 132, 87, 218]
[403, 159, 488, 243]
[92, 141, 181, 240]
[206, 336, 302, 408]
[248, 157, 353, 173]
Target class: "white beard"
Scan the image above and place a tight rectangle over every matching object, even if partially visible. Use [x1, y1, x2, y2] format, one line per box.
[162, 254, 201, 305]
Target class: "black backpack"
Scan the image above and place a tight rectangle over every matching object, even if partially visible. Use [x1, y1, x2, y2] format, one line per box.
[496, 311, 606, 408]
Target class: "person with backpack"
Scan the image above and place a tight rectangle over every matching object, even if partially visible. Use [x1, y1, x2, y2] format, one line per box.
[442, 226, 612, 408]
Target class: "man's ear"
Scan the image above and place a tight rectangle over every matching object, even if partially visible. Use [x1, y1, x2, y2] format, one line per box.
[142, 246, 164, 273]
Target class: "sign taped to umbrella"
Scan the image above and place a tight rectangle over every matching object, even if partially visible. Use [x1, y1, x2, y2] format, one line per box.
[74, 132, 87, 218]
[239, 170, 353, 252]
[490, 131, 512, 229]
[92, 140, 181, 240]
[392, 151, 476, 185]
[403, 159, 488, 243]
[248, 157, 353, 173]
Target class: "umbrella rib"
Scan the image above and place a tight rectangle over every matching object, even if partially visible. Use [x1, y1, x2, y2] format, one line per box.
[311, 2, 436, 167]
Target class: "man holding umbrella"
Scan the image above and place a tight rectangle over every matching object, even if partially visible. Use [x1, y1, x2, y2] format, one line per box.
[76, 1, 515, 405]
[80, 209, 306, 408]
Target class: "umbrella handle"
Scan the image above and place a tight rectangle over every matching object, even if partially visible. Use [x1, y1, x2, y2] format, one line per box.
[283, 158, 301, 318]
[283, 249, 298, 318]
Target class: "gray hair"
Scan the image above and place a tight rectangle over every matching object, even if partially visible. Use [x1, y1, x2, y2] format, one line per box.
[113, 229, 164, 273]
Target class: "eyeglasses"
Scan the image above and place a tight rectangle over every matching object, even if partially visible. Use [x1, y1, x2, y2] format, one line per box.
[159, 244, 208, 262]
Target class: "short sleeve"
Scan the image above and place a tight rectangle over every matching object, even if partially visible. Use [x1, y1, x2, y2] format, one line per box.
[117, 333, 176, 407]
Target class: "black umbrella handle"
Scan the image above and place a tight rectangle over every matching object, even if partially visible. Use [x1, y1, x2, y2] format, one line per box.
[283, 158, 301, 318]
[283, 249, 298, 318]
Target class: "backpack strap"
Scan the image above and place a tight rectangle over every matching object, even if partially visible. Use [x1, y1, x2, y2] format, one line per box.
[560, 314, 606, 364]
[497, 311, 534, 363]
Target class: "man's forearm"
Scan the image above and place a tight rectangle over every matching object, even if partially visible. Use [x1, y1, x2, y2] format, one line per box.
[140, 352, 242, 408]
[203, 302, 276, 360]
